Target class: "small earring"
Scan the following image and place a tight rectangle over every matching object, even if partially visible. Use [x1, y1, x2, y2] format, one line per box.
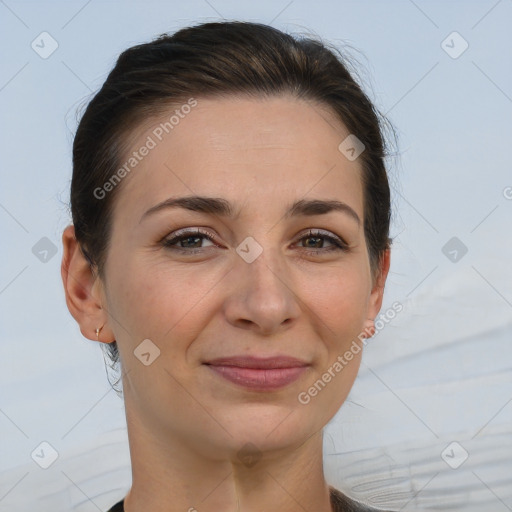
[95, 325, 104, 339]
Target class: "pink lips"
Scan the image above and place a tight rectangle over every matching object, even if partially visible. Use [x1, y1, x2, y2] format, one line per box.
[204, 356, 309, 391]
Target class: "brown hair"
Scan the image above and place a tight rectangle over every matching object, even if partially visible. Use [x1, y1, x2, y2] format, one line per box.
[69, 21, 397, 387]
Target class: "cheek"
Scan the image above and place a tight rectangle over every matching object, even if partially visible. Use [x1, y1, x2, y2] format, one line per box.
[303, 265, 370, 341]
[300, 272, 367, 423]
[107, 257, 222, 351]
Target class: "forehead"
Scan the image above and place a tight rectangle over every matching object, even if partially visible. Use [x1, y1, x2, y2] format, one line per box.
[110, 95, 364, 225]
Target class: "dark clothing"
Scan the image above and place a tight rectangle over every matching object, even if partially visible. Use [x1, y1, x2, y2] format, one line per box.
[106, 500, 124, 512]
[329, 486, 393, 511]
[106, 486, 393, 511]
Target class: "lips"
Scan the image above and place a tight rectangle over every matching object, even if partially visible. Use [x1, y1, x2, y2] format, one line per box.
[204, 355, 310, 369]
[203, 356, 310, 390]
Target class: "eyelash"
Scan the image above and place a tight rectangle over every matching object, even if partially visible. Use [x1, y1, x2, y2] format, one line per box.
[161, 228, 349, 256]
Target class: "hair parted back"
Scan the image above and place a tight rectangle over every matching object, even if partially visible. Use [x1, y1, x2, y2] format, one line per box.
[70, 20, 396, 392]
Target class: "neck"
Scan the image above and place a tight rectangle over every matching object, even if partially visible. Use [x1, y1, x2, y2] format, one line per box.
[122, 404, 333, 512]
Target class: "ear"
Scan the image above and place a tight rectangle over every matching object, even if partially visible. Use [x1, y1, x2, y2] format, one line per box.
[362, 248, 391, 337]
[60, 224, 115, 344]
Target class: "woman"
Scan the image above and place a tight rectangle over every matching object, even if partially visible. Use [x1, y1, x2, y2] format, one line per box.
[61, 20, 395, 512]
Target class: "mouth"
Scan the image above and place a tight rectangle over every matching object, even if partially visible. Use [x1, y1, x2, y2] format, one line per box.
[203, 356, 310, 391]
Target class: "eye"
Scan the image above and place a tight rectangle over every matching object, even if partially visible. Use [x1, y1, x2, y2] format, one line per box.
[161, 228, 218, 254]
[296, 229, 349, 256]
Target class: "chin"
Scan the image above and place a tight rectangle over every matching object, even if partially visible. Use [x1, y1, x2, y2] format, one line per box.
[216, 402, 322, 452]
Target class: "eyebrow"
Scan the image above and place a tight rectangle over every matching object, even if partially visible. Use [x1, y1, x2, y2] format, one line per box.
[139, 195, 360, 225]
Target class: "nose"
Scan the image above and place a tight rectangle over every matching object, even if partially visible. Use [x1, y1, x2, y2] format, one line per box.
[222, 247, 301, 336]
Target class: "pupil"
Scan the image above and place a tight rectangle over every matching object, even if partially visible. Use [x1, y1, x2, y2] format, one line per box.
[307, 237, 321, 248]
[183, 236, 201, 248]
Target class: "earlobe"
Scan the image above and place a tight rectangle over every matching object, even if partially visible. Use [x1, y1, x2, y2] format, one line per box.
[94, 324, 116, 344]
[60, 224, 113, 343]
[361, 319, 376, 338]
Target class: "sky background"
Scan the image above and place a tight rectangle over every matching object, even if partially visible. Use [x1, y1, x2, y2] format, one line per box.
[0, 1, 511, 510]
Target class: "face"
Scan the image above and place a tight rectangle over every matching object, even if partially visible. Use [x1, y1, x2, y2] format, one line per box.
[90, 95, 388, 459]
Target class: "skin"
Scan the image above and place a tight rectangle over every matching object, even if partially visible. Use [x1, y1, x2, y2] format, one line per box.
[61, 94, 390, 512]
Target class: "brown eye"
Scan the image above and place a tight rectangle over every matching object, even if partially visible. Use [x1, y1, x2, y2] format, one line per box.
[297, 229, 349, 255]
[162, 228, 218, 254]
